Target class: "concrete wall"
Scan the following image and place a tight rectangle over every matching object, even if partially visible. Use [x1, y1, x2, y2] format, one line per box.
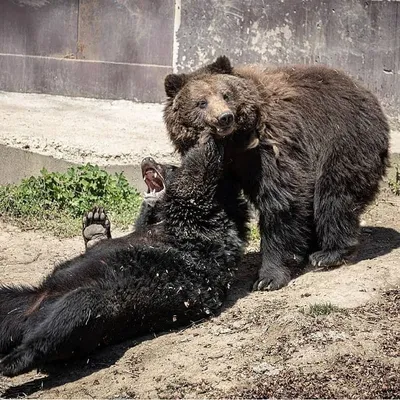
[0, 0, 174, 102]
[0, 0, 399, 118]
[176, 0, 400, 118]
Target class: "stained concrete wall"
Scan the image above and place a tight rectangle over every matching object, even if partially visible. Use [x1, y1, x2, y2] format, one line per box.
[0, 0, 174, 102]
[0, 0, 399, 118]
[175, 0, 400, 118]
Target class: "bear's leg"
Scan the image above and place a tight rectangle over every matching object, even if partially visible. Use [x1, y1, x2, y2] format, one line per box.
[0, 286, 38, 354]
[253, 234, 291, 291]
[253, 212, 311, 291]
[0, 286, 116, 377]
[82, 206, 111, 250]
[310, 194, 360, 267]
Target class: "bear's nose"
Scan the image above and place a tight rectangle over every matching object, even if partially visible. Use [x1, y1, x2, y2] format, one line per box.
[142, 157, 156, 165]
[218, 111, 234, 128]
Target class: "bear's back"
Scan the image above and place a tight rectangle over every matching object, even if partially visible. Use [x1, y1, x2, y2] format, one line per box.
[234, 63, 389, 157]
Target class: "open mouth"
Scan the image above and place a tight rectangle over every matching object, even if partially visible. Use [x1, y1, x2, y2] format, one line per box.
[215, 125, 235, 137]
[141, 158, 165, 194]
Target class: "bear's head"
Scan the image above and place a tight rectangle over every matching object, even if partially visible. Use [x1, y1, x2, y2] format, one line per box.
[164, 56, 261, 155]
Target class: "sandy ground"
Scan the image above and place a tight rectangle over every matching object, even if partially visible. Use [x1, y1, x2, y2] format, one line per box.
[0, 91, 176, 166]
[0, 91, 399, 167]
[0, 185, 399, 399]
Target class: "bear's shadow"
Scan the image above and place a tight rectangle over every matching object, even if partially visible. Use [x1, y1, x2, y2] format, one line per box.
[0, 251, 261, 399]
[2, 226, 398, 398]
[307, 226, 400, 274]
[356, 226, 400, 262]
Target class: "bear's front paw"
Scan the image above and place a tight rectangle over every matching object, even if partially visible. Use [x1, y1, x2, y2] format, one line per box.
[252, 265, 291, 291]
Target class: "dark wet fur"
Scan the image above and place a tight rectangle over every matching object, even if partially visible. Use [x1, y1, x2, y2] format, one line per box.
[0, 139, 249, 377]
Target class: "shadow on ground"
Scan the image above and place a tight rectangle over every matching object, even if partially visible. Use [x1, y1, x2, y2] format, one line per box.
[0, 252, 261, 399]
[2, 226, 399, 397]
[356, 226, 400, 261]
[304, 226, 400, 275]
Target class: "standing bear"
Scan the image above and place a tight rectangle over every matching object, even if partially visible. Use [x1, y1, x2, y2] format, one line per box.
[163, 56, 390, 291]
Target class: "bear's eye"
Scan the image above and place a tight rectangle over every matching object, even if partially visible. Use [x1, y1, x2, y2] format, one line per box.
[223, 93, 231, 101]
[197, 100, 208, 109]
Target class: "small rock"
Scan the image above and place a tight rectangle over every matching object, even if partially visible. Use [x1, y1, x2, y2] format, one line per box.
[218, 327, 232, 335]
[232, 320, 248, 330]
[252, 362, 281, 375]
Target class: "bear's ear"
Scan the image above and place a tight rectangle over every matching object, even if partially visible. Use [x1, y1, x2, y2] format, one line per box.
[164, 73, 187, 98]
[205, 56, 233, 75]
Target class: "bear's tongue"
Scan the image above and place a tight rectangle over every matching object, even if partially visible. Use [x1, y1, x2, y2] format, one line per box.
[144, 168, 164, 192]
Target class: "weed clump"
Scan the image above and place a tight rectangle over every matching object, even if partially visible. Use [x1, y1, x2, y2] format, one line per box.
[388, 165, 400, 195]
[300, 302, 347, 317]
[0, 164, 142, 236]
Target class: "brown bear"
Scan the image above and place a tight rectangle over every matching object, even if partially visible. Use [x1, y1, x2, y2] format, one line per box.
[163, 56, 390, 291]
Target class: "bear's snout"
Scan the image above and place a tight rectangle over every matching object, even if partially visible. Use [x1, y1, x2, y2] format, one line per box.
[218, 111, 234, 128]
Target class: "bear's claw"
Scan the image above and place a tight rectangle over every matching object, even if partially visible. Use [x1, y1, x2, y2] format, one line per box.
[309, 248, 356, 268]
[253, 264, 292, 291]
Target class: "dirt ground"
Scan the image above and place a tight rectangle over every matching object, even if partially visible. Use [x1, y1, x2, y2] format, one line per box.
[0, 91, 175, 167]
[0, 186, 399, 399]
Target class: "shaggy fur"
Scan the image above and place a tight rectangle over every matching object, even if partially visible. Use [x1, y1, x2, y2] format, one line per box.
[164, 56, 390, 291]
[0, 138, 249, 377]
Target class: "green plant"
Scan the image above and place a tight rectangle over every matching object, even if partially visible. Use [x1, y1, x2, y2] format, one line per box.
[300, 302, 347, 317]
[249, 223, 260, 243]
[388, 165, 400, 195]
[0, 164, 142, 236]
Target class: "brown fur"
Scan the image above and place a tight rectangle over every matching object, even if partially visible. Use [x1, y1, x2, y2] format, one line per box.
[164, 56, 390, 291]
[24, 292, 48, 316]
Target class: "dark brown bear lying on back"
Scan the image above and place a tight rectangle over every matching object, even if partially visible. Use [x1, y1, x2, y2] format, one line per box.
[164, 56, 390, 291]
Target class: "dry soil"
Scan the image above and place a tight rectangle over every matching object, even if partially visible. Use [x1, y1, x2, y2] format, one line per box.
[0, 187, 399, 399]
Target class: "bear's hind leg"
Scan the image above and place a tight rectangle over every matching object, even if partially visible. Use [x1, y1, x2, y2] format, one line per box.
[82, 206, 111, 250]
[310, 133, 387, 268]
[0, 286, 39, 354]
[0, 286, 117, 377]
[310, 191, 360, 268]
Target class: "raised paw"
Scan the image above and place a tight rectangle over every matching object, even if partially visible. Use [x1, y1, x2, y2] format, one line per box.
[252, 265, 291, 291]
[82, 206, 111, 250]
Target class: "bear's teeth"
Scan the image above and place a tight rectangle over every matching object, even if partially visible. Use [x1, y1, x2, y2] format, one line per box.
[154, 172, 158, 178]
